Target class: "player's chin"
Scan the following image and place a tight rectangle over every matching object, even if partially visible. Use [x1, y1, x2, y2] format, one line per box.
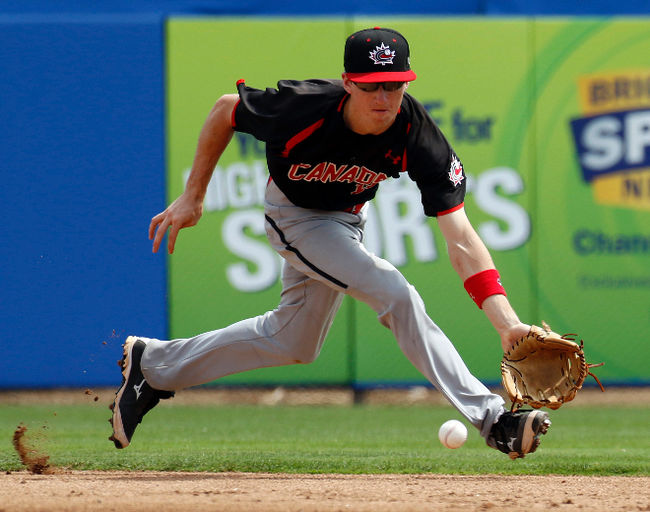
[369, 109, 396, 127]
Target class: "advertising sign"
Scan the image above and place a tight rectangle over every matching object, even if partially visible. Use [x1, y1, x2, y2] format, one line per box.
[166, 18, 649, 387]
[534, 20, 650, 382]
[167, 20, 353, 384]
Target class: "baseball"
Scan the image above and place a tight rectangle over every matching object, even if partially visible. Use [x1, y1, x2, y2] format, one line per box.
[438, 419, 468, 449]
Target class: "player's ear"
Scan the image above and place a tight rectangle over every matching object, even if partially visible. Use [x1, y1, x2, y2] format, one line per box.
[341, 73, 354, 94]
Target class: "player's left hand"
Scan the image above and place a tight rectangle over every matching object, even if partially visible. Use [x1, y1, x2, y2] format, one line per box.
[498, 322, 530, 353]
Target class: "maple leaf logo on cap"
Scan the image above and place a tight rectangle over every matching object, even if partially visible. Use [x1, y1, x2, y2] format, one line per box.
[369, 42, 395, 66]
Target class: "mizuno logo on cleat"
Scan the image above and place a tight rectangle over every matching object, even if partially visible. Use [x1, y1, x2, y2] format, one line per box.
[134, 379, 146, 400]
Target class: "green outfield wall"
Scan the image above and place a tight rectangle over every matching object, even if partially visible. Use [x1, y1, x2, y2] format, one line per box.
[166, 18, 650, 386]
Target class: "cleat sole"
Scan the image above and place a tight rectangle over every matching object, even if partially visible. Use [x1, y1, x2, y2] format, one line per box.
[527, 416, 551, 456]
[108, 434, 123, 449]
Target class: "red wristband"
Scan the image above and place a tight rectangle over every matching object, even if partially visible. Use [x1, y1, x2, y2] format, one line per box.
[463, 269, 506, 309]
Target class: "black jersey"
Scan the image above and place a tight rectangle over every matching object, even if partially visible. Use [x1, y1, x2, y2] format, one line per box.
[232, 79, 466, 216]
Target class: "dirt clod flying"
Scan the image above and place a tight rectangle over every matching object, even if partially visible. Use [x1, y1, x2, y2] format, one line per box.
[12, 423, 51, 474]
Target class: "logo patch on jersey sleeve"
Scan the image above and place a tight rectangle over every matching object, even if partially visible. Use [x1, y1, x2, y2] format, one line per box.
[448, 155, 465, 187]
[369, 43, 395, 66]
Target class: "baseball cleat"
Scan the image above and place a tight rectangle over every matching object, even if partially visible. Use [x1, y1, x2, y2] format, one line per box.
[487, 409, 551, 459]
[108, 336, 174, 449]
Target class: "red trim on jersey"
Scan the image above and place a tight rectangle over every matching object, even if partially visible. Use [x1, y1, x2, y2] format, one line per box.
[281, 118, 325, 158]
[437, 202, 464, 216]
[337, 94, 349, 112]
[343, 202, 366, 214]
[401, 122, 412, 172]
[231, 98, 241, 128]
[232, 79, 246, 128]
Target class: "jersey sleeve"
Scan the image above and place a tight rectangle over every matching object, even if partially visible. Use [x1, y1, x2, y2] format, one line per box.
[404, 96, 467, 217]
[232, 79, 339, 144]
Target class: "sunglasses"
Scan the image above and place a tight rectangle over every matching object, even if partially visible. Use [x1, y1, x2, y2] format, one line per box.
[353, 81, 406, 92]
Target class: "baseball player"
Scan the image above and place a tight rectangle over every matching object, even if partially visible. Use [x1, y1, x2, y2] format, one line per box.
[110, 27, 551, 459]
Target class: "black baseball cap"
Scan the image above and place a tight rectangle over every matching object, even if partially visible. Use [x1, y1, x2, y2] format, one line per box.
[344, 27, 417, 83]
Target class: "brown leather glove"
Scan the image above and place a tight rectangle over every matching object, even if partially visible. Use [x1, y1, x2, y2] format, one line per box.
[501, 322, 604, 410]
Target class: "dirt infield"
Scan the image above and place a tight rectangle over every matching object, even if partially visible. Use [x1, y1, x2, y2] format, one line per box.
[1, 470, 649, 512]
[2, 388, 649, 512]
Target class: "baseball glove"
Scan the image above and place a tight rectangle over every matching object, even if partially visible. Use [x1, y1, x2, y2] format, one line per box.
[501, 322, 604, 410]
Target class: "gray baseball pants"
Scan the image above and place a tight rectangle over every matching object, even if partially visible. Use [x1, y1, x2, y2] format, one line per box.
[140, 180, 505, 438]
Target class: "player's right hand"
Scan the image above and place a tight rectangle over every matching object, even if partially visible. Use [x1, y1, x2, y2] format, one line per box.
[149, 193, 204, 254]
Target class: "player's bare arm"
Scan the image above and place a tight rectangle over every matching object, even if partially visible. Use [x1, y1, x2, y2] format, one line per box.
[437, 207, 529, 352]
[149, 94, 239, 254]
